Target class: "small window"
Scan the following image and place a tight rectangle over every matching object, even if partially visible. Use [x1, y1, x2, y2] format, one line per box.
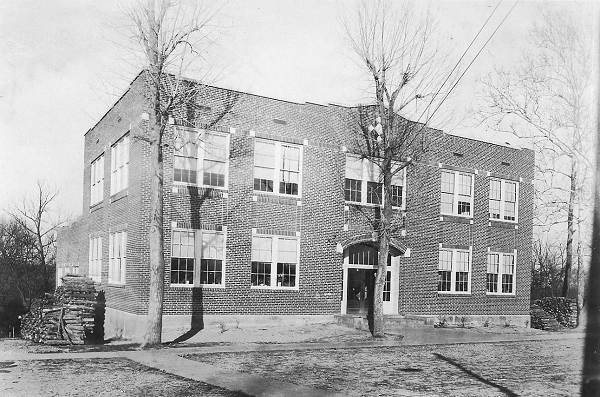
[487, 252, 516, 294]
[90, 155, 104, 206]
[171, 230, 195, 285]
[108, 231, 126, 284]
[110, 135, 130, 195]
[202, 133, 228, 187]
[88, 236, 102, 283]
[438, 248, 471, 294]
[489, 179, 519, 222]
[251, 235, 299, 288]
[440, 170, 473, 217]
[254, 141, 276, 192]
[200, 232, 224, 285]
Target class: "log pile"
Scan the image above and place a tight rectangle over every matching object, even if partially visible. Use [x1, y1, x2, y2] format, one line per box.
[21, 275, 103, 345]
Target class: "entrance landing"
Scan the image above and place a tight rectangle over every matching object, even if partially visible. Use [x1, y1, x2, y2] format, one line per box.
[335, 314, 434, 332]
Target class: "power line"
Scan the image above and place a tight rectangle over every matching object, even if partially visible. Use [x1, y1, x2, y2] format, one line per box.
[425, 0, 520, 126]
[416, 0, 504, 124]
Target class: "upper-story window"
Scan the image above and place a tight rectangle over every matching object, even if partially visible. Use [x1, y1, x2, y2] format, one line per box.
[253, 139, 302, 196]
[438, 248, 471, 294]
[251, 235, 299, 288]
[173, 129, 229, 188]
[489, 179, 518, 222]
[111, 135, 130, 195]
[487, 251, 516, 294]
[344, 155, 405, 208]
[440, 170, 474, 217]
[90, 154, 104, 206]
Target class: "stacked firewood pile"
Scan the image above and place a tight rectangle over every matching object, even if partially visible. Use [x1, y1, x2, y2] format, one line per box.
[21, 275, 103, 345]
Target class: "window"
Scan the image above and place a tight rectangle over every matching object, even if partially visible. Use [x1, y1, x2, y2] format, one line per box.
[440, 170, 473, 217]
[253, 139, 302, 196]
[170, 229, 226, 286]
[347, 245, 391, 301]
[487, 252, 516, 294]
[171, 230, 195, 285]
[200, 232, 224, 285]
[173, 129, 229, 188]
[489, 179, 519, 222]
[174, 130, 198, 184]
[437, 248, 471, 294]
[110, 135, 130, 195]
[90, 155, 104, 206]
[344, 155, 405, 207]
[202, 132, 228, 187]
[88, 237, 102, 283]
[251, 235, 299, 288]
[108, 231, 126, 284]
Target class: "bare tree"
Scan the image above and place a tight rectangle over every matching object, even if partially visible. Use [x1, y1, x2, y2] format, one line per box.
[9, 182, 63, 296]
[343, 0, 452, 337]
[126, 0, 217, 345]
[480, 9, 594, 299]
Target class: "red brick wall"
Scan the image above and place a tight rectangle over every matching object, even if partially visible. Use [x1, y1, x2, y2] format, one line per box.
[57, 74, 534, 318]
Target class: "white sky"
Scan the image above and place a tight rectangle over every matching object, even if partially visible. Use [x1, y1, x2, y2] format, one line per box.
[0, 0, 596, 218]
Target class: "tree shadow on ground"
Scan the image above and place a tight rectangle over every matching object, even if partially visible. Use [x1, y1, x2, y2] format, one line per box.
[433, 353, 518, 397]
[165, 287, 204, 344]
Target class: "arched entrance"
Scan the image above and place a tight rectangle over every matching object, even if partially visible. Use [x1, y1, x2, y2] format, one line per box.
[339, 235, 406, 315]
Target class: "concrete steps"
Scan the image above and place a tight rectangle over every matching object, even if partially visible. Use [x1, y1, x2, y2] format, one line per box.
[335, 314, 434, 332]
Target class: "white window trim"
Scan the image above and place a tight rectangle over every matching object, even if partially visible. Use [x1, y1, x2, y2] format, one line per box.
[486, 249, 517, 296]
[88, 236, 102, 283]
[108, 231, 127, 285]
[251, 234, 300, 291]
[110, 134, 130, 196]
[90, 154, 104, 206]
[440, 170, 474, 218]
[169, 228, 227, 288]
[438, 246, 472, 295]
[489, 178, 519, 223]
[253, 138, 303, 198]
[172, 128, 231, 190]
[344, 155, 406, 209]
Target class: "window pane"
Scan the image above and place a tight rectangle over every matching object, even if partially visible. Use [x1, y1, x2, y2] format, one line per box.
[487, 254, 499, 273]
[455, 251, 469, 272]
[344, 178, 362, 202]
[438, 250, 452, 271]
[487, 273, 499, 293]
[455, 272, 469, 292]
[251, 261, 271, 286]
[438, 271, 451, 291]
[458, 174, 472, 196]
[365, 160, 379, 182]
[345, 156, 363, 180]
[490, 179, 501, 200]
[441, 171, 454, 193]
[276, 262, 296, 287]
[366, 182, 382, 204]
[254, 141, 276, 168]
[390, 185, 403, 207]
[202, 232, 224, 259]
[204, 133, 227, 161]
[278, 238, 297, 263]
[441, 193, 453, 214]
[252, 236, 272, 262]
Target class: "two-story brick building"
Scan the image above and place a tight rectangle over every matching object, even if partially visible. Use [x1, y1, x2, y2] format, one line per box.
[56, 72, 534, 340]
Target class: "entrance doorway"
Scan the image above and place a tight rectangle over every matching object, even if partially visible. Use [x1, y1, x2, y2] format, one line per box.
[341, 244, 398, 315]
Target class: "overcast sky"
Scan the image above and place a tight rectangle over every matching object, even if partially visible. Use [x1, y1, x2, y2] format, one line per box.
[0, 0, 596, 218]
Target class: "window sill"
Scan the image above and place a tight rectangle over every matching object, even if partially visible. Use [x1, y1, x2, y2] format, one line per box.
[438, 292, 471, 296]
[440, 214, 473, 223]
[169, 283, 226, 289]
[251, 286, 299, 291]
[107, 282, 125, 288]
[345, 201, 405, 210]
[173, 182, 229, 191]
[489, 219, 518, 226]
[110, 189, 128, 203]
[253, 190, 301, 200]
[486, 292, 516, 297]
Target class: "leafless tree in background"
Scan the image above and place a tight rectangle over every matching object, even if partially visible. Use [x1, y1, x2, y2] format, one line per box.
[343, 0, 454, 337]
[480, 10, 595, 299]
[126, 0, 217, 346]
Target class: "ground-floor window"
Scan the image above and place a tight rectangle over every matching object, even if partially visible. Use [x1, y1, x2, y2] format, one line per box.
[88, 236, 102, 283]
[108, 231, 126, 284]
[251, 234, 299, 289]
[437, 247, 471, 294]
[170, 229, 225, 287]
[487, 251, 516, 294]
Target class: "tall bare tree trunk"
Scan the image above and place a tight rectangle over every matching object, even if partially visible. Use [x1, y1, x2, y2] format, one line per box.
[145, 68, 166, 346]
[562, 159, 577, 297]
